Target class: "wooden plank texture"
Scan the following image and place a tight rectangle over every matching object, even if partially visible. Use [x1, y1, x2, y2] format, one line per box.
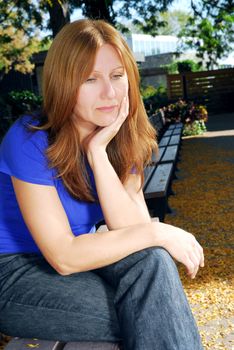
[144, 163, 173, 198]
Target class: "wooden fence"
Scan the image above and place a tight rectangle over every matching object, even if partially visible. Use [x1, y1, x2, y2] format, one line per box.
[167, 68, 234, 113]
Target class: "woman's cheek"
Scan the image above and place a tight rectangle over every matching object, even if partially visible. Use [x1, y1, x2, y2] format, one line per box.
[117, 79, 129, 97]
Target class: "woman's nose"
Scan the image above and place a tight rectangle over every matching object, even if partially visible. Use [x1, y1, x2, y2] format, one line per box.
[100, 79, 116, 99]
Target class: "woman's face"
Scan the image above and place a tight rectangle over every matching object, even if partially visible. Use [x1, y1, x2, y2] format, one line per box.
[72, 43, 129, 139]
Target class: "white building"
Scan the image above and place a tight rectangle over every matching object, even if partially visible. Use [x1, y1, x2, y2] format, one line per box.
[125, 33, 179, 57]
[125, 33, 234, 68]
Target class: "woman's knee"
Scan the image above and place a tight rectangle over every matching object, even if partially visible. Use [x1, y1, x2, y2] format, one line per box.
[146, 247, 178, 271]
[130, 247, 179, 281]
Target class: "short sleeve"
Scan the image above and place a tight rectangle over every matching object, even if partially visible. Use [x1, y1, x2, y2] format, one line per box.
[0, 116, 55, 185]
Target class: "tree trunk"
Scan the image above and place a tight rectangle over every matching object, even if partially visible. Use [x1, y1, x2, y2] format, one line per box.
[82, 0, 115, 25]
[47, 0, 71, 38]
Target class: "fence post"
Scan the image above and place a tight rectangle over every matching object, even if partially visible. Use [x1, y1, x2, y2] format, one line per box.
[182, 74, 188, 100]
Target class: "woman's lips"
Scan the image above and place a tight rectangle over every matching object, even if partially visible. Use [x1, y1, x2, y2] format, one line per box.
[96, 105, 117, 112]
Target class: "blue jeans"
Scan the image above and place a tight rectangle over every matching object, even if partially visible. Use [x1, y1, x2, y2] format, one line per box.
[0, 247, 203, 349]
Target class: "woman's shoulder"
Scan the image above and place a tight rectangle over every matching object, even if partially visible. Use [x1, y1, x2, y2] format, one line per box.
[0, 114, 54, 185]
[2, 114, 49, 152]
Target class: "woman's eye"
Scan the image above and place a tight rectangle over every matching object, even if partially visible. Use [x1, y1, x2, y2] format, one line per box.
[112, 74, 123, 79]
[86, 78, 96, 83]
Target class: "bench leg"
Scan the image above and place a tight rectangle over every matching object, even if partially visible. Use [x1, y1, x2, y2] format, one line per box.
[146, 197, 167, 222]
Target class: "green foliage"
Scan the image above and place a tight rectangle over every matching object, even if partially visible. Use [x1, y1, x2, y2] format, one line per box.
[161, 99, 208, 135]
[0, 0, 175, 40]
[165, 59, 202, 74]
[177, 59, 202, 73]
[7, 90, 42, 115]
[140, 85, 158, 99]
[178, 0, 234, 70]
[0, 90, 42, 139]
[141, 85, 168, 113]
[116, 0, 174, 35]
[157, 10, 190, 35]
[183, 120, 207, 136]
[0, 1, 43, 76]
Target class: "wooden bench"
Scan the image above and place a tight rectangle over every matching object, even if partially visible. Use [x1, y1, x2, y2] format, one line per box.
[143, 162, 174, 222]
[4, 337, 121, 349]
[143, 112, 184, 222]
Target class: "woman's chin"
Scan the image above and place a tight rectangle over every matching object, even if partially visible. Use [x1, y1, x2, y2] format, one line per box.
[98, 114, 118, 127]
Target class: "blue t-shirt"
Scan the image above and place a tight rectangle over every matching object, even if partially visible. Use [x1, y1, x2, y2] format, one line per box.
[0, 115, 104, 254]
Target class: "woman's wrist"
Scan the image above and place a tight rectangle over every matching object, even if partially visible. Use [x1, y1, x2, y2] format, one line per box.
[151, 221, 171, 249]
[87, 147, 108, 169]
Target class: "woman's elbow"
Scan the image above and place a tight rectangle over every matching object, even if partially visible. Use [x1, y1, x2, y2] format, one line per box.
[47, 254, 80, 276]
[55, 263, 72, 276]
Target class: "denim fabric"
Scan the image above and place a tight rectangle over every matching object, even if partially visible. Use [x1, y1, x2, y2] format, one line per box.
[0, 247, 204, 350]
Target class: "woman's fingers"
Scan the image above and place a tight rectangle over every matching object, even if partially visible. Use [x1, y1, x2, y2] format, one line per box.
[197, 243, 205, 267]
[187, 251, 200, 278]
[114, 95, 129, 130]
[85, 95, 129, 152]
[162, 224, 205, 280]
[185, 241, 204, 279]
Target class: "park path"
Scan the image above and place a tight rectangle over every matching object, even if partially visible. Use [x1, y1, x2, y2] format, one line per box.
[165, 112, 234, 350]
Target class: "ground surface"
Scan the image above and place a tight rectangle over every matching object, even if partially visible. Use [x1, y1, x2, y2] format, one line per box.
[165, 112, 234, 349]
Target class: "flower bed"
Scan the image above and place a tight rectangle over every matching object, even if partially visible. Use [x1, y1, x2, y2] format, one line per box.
[160, 99, 208, 136]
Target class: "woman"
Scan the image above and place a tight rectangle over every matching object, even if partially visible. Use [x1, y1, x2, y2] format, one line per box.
[0, 19, 204, 349]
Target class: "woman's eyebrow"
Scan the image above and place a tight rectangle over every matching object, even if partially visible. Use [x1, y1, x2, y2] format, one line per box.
[92, 66, 124, 73]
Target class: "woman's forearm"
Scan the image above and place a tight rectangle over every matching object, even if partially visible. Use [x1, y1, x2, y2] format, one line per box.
[59, 222, 159, 275]
[89, 148, 151, 230]
[53, 220, 204, 279]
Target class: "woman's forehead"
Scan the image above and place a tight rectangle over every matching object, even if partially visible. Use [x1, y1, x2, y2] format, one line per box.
[92, 44, 124, 70]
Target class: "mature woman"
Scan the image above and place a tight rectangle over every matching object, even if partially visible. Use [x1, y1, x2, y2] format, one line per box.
[0, 19, 204, 349]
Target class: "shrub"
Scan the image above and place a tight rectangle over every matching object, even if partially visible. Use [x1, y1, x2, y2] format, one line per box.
[0, 90, 42, 139]
[183, 120, 207, 136]
[7, 90, 42, 116]
[177, 60, 202, 73]
[141, 85, 168, 113]
[164, 59, 203, 74]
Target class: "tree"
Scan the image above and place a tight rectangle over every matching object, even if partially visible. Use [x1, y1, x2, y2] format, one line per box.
[115, 0, 174, 36]
[0, 26, 40, 79]
[178, 0, 234, 70]
[0, 0, 176, 78]
[157, 10, 190, 36]
[0, 1, 44, 79]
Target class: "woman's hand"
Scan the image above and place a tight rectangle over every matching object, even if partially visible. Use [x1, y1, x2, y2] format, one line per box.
[158, 222, 204, 279]
[85, 96, 129, 166]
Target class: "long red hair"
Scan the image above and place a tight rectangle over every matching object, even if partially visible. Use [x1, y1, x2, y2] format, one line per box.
[34, 19, 157, 201]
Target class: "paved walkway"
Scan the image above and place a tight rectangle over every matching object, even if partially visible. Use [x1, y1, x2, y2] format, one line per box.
[165, 112, 234, 350]
[185, 112, 234, 152]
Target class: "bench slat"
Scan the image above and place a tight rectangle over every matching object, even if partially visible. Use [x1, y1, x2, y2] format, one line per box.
[64, 342, 121, 350]
[144, 166, 155, 187]
[172, 128, 182, 136]
[163, 129, 173, 137]
[159, 136, 170, 147]
[151, 147, 166, 164]
[144, 163, 173, 198]
[174, 123, 183, 128]
[161, 145, 179, 163]
[169, 134, 180, 145]
[4, 338, 65, 350]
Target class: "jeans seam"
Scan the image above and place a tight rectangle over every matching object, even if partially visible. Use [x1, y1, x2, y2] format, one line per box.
[0, 299, 116, 323]
[130, 285, 146, 350]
